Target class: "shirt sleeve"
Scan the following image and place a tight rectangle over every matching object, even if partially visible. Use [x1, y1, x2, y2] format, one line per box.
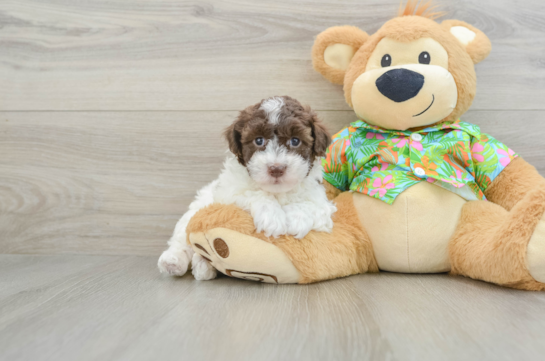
[322, 131, 351, 191]
[470, 132, 518, 192]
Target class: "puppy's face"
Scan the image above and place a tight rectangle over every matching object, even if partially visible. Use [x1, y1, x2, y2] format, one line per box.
[225, 96, 330, 193]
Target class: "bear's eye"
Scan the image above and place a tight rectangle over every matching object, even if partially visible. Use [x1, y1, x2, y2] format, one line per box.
[254, 137, 265, 146]
[419, 51, 431, 64]
[381, 54, 392, 67]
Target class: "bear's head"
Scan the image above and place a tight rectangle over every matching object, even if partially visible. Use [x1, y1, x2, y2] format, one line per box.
[312, 1, 491, 131]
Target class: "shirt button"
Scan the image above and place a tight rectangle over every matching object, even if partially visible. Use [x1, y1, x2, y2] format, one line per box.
[414, 167, 426, 178]
[411, 133, 423, 142]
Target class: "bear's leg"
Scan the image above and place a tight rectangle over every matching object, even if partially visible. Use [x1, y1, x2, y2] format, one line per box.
[186, 192, 378, 284]
[449, 188, 545, 290]
[188, 224, 302, 284]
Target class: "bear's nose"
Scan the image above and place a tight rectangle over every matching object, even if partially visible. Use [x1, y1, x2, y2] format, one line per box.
[375, 68, 425, 103]
[268, 164, 287, 178]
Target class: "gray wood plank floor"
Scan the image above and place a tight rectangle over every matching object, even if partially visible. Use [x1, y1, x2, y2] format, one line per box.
[2, 254, 545, 361]
[2, 0, 545, 360]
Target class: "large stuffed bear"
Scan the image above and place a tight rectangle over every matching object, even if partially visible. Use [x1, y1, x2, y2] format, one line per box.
[186, 2, 545, 290]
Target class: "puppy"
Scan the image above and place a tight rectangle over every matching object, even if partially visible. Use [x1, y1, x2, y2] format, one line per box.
[158, 96, 336, 280]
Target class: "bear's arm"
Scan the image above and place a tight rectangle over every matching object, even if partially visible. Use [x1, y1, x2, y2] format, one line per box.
[485, 157, 545, 211]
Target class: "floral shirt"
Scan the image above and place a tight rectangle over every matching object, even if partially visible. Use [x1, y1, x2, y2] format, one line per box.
[322, 119, 517, 204]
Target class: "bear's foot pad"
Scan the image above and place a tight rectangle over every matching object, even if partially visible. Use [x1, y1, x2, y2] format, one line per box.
[189, 228, 300, 284]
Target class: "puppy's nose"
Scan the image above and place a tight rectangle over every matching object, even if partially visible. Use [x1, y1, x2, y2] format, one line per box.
[268, 164, 287, 178]
[375, 68, 425, 103]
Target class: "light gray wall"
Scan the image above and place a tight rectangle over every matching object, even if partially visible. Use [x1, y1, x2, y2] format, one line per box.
[1, 0, 544, 255]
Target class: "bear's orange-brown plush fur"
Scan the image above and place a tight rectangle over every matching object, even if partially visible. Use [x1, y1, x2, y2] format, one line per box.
[312, 4, 491, 130]
[186, 1, 545, 290]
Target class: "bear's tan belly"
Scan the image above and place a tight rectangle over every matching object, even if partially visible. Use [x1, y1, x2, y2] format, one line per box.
[353, 182, 466, 273]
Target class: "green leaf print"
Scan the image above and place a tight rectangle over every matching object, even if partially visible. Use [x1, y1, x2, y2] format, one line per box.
[323, 120, 517, 204]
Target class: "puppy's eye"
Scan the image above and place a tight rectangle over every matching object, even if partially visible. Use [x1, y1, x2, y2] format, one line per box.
[419, 51, 431, 64]
[290, 137, 301, 147]
[381, 54, 392, 67]
[254, 137, 265, 146]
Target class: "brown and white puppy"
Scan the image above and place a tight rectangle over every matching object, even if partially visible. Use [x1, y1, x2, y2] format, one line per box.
[158, 96, 337, 281]
[226, 96, 331, 193]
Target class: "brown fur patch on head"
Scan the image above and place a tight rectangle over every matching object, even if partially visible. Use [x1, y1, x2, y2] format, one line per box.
[275, 97, 331, 159]
[309, 111, 331, 157]
[398, 0, 446, 20]
[223, 103, 263, 165]
[224, 96, 331, 166]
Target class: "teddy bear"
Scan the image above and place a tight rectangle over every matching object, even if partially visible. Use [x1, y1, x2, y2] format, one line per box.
[185, 1, 545, 290]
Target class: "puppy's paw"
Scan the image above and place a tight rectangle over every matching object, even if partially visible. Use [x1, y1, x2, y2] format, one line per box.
[191, 253, 217, 281]
[252, 204, 287, 238]
[157, 247, 192, 276]
[284, 205, 314, 239]
[310, 209, 335, 234]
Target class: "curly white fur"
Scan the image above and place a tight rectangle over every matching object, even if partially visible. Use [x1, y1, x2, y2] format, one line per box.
[158, 154, 336, 280]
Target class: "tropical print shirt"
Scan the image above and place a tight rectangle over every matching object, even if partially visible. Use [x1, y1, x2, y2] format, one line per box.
[322, 119, 517, 205]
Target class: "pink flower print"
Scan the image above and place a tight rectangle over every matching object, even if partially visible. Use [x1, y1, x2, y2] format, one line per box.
[369, 175, 395, 198]
[410, 139, 423, 151]
[372, 163, 389, 172]
[392, 137, 409, 148]
[497, 148, 516, 167]
[451, 169, 463, 180]
[471, 143, 485, 162]
[442, 169, 465, 188]
[366, 133, 385, 140]
[444, 178, 465, 188]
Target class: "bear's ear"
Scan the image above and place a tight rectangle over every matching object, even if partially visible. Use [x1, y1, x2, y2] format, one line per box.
[312, 26, 369, 85]
[441, 20, 492, 64]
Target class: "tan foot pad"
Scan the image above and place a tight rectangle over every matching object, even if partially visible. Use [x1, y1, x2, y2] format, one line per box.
[527, 213, 545, 283]
[189, 228, 301, 284]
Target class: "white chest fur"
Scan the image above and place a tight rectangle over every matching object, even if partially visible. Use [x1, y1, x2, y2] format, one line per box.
[353, 182, 467, 273]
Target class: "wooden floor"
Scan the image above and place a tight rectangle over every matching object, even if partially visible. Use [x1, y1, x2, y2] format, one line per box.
[2, 0, 545, 360]
[1, 254, 545, 361]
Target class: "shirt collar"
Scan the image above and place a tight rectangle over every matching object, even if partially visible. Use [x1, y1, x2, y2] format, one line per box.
[350, 119, 481, 138]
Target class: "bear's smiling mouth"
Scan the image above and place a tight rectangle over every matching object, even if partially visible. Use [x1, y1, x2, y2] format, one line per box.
[413, 94, 435, 117]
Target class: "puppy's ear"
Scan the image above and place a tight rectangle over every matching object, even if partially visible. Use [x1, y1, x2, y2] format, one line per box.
[442, 20, 491, 64]
[224, 115, 246, 165]
[309, 112, 331, 158]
